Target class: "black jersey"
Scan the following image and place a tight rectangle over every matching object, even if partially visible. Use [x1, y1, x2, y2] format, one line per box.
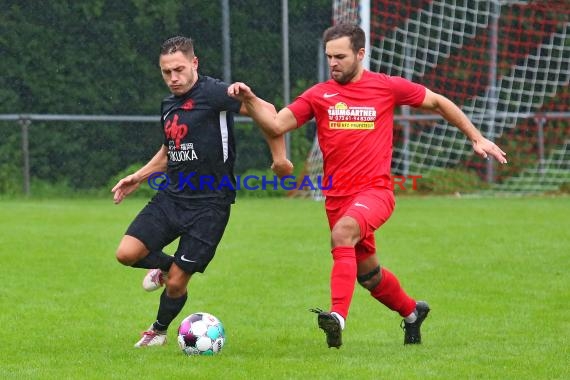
[160, 75, 241, 204]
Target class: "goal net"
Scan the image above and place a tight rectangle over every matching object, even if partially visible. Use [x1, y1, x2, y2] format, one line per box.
[302, 0, 570, 197]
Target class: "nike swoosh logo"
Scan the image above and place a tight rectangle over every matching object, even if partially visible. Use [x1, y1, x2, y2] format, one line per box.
[180, 255, 197, 263]
[354, 202, 369, 210]
[323, 92, 339, 98]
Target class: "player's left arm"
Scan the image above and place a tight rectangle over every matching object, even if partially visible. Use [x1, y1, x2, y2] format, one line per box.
[419, 89, 507, 164]
[238, 100, 294, 178]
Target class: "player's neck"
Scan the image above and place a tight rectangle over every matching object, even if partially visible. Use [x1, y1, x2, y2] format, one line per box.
[349, 67, 365, 83]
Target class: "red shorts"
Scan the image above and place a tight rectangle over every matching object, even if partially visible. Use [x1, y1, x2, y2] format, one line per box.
[325, 188, 395, 261]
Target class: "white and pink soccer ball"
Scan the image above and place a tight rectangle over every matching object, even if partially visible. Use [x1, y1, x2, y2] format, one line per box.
[177, 312, 225, 356]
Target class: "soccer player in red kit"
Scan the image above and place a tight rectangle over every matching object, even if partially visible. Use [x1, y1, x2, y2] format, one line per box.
[228, 24, 507, 348]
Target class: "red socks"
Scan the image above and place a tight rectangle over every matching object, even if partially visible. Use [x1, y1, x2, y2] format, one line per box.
[329, 248, 416, 319]
[370, 268, 416, 317]
[330, 246, 357, 318]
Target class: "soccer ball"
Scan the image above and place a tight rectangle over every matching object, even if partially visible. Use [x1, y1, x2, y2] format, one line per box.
[177, 312, 225, 356]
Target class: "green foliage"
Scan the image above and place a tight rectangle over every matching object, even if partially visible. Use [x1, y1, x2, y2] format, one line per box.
[413, 167, 490, 194]
[234, 123, 273, 174]
[28, 178, 77, 198]
[0, 0, 330, 196]
[24, 122, 161, 192]
[0, 124, 22, 195]
[559, 182, 570, 194]
[1, 0, 330, 114]
[0, 162, 22, 196]
[549, 169, 570, 194]
[495, 116, 570, 183]
[289, 127, 313, 167]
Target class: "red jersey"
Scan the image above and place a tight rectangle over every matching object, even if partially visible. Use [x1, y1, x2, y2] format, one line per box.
[287, 70, 426, 197]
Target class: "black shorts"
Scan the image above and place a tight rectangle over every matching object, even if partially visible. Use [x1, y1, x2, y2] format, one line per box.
[125, 193, 231, 274]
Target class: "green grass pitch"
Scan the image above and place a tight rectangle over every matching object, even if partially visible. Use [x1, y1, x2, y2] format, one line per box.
[1, 196, 568, 379]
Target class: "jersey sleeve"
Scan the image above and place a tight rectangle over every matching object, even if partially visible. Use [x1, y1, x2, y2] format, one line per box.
[388, 76, 426, 107]
[286, 89, 315, 128]
[208, 77, 242, 113]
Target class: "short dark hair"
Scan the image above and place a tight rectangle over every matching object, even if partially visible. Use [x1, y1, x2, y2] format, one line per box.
[322, 24, 365, 53]
[160, 36, 195, 57]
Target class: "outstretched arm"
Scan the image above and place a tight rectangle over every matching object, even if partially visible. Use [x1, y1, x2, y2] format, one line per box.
[231, 82, 295, 177]
[420, 89, 507, 164]
[111, 145, 168, 204]
[228, 82, 298, 137]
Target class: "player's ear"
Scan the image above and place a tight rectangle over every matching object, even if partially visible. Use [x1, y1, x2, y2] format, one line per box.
[357, 48, 365, 62]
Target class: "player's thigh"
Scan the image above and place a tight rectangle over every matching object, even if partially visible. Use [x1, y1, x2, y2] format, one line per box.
[121, 195, 180, 258]
[116, 235, 149, 264]
[325, 195, 351, 230]
[345, 188, 395, 237]
[173, 203, 231, 274]
[347, 189, 394, 261]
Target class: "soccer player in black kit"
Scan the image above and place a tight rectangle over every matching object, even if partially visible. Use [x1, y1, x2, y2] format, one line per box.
[112, 36, 293, 347]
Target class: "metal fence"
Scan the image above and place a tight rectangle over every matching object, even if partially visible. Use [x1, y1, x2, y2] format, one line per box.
[0, 114, 287, 196]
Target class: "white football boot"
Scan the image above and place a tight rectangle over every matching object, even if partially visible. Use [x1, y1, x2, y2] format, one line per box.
[134, 325, 167, 348]
[142, 269, 167, 292]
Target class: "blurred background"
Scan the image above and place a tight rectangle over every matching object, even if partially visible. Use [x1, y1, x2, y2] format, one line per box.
[1, 0, 568, 198]
[0, 0, 330, 197]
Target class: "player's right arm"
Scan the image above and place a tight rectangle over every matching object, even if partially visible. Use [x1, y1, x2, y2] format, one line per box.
[420, 89, 507, 164]
[111, 145, 168, 204]
[228, 82, 298, 137]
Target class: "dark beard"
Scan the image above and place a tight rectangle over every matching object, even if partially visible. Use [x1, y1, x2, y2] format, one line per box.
[331, 66, 359, 84]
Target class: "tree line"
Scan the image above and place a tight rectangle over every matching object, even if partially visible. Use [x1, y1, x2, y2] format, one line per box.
[0, 0, 330, 194]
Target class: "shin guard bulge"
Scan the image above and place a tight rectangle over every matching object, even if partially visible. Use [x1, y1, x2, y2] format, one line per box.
[330, 246, 357, 318]
[370, 268, 416, 317]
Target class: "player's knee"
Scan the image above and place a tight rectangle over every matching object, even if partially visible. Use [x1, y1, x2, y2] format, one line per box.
[115, 247, 136, 266]
[115, 251, 130, 266]
[357, 265, 382, 290]
[331, 218, 360, 247]
[165, 278, 189, 298]
[116, 236, 148, 266]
